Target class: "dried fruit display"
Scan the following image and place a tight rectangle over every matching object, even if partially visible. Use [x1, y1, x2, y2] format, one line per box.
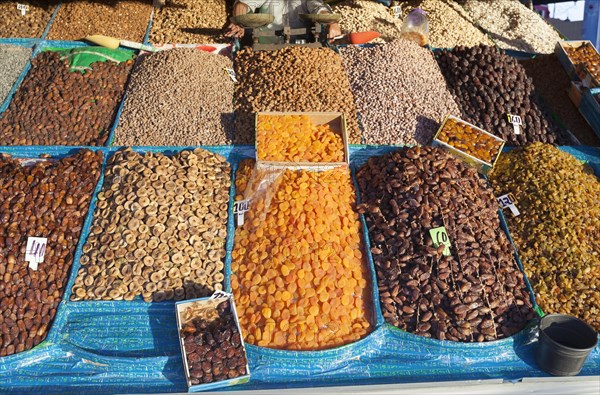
[256, 114, 344, 163]
[340, 39, 461, 145]
[0, 149, 102, 357]
[436, 45, 566, 145]
[47, 0, 152, 42]
[150, 0, 230, 44]
[436, 117, 503, 164]
[231, 163, 373, 350]
[357, 146, 535, 342]
[114, 48, 234, 146]
[564, 42, 600, 81]
[0, 51, 133, 146]
[489, 143, 600, 331]
[71, 148, 230, 302]
[180, 300, 248, 386]
[0, 1, 58, 38]
[233, 46, 361, 144]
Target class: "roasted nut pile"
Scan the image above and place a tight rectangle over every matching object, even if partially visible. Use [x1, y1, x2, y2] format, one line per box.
[459, 0, 561, 54]
[0, 149, 102, 357]
[256, 114, 344, 163]
[0, 1, 58, 38]
[396, 0, 494, 48]
[436, 45, 565, 145]
[564, 43, 600, 81]
[340, 39, 461, 145]
[357, 146, 535, 342]
[0, 51, 133, 146]
[47, 0, 152, 41]
[234, 46, 361, 144]
[181, 300, 248, 385]
[489, 143, 600, 331]
[231, 164, 373, 350]
[520, 54, 599, 146]
[0, 45, 31, 105]
[114, 49, 234, 146]
[436, 118, 503, 164]
[332, 0, 403, 43]
[150, 0, 229, 44]
[71, 148, 231, 303]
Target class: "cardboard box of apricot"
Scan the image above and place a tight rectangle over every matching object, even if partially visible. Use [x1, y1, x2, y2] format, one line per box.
[255, 112, 349, 170]
[175, 292, 250, 392]
[432, 115, 505, 175]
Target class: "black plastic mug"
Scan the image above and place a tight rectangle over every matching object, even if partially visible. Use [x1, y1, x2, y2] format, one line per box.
[536, 314, 598, 376]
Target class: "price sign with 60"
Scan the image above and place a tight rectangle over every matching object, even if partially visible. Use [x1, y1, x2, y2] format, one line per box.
[429, 226, 451, 256]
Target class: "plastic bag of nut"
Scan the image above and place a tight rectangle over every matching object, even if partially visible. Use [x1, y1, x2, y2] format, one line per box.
[175, 291, 250, 391]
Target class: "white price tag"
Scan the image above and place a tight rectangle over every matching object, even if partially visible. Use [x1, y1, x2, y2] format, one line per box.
[389, 5, 402, 18]
[496, 193, 520, 216]
[223, 67, 238, 83]
[25, 237, 47, 270]
[17, 3, 29, 16]
[507, 114, 522, 135]
[233, 200, 249, 227]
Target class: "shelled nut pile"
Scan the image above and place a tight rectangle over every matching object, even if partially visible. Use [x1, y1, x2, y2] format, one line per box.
[396, 0, 494, 48]
[436, 118, 503, 164]
[340, 39, 461, 145]
[256, 114, 344, 163]
[357, 146, 535, 342]
[0, 45, 31, 105]
[150, 0, 230, 44]
[114, 49, 234, 146]
[180, 300, 248, 385]
[71, 148, 231, 303]
[436, 45, 565, 145]
[331, 0, 403, 43]
[0, 1, 58, 38]
[231, 164, 373, 350]
[459, 0, 561, 54]
[47, 0, 152, 41]
[489, 143, 600, 331]
[0, 51, 133, 146]
[520, 54, 599, 146]
[234, 46, 361, 144]
[0, 149, 102, 357]
[564, 43, 600, 81]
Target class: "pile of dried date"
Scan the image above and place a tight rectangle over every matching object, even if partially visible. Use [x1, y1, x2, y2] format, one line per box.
[356, 146, 535, 342]
[180, 300, 248, 385]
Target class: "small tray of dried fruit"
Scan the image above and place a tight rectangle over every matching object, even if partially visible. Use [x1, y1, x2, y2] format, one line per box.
[175, 291, 250, 392]
[432, 115, 505, 175]
[254, 112, 349, 171]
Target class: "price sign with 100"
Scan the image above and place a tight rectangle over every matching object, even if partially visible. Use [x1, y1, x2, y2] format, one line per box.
[233, 200, 249, 226]
[429, 226, 451, 256]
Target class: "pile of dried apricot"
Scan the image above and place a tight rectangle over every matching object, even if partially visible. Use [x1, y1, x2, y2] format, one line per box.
[436, 117, 503, 164]
[231, 163, 373, 350]
[256, 114, 344, 163]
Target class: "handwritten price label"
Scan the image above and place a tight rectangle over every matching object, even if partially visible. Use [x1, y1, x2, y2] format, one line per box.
[223, 67, 238, 83]
[25, 237, 47, 270]
[429, 226, 451, 257]
[233, 200, 249, 227]
[17, 3, 29, 16]
[496, 193, 520, 216]
[507, 114, 523, 135]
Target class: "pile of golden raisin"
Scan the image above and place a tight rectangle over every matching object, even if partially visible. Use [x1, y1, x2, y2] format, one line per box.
[231, 161, 373, 350]
[256, 114, 344, 163]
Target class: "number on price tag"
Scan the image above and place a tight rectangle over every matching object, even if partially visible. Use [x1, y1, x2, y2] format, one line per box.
[429, 226, 451, 256]
[25, 237, 47, 270]
[17, 3, 29, 15]
[233, 200, 249, 227]
[223, 67, 238, 83]
[507, 114, 523, 135]
[496, 193, 520, 216]
[389, 5, 402, 18]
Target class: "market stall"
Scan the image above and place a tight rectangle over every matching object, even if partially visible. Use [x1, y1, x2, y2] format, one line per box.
[0, 0, 598, 393]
